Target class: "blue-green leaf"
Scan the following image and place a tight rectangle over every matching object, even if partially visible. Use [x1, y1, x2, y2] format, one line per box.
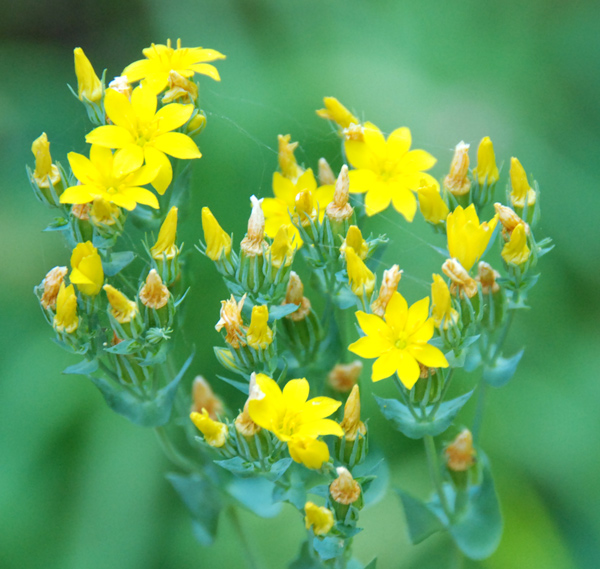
[167, 473, 222, 546]
[313, 536, 344, 561]
[483, 349, 524, 387]
[90, 352, 193, 426]
[102, 251, 135, 277]
[373, 390, 474, 439]
[227, 477, 282, 518]
[289, 542, 324, 569]
[396, 489, 444, 544]
[215, 456, 256, 478]
[104, 338, 139, 355]
[270, 303, 299, 320]
[63, 358, 99, 375]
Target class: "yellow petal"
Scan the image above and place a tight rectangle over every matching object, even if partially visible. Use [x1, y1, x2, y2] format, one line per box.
[60, 185, 95, 204]
[372, 350, 400, 381]
[356, 311, 387, 337]
[154, 103, 195, 134]
[296, 419, 343, 438]
[131, 85, 157, 124]
[405, 297, 430, 335]
[86, 125, 135, 149]
[386, 126, 411, 157]
[395, 351, 421, 389]
[345, 140, 376, 171]
[400, 149, 436, 172]
[282, 378, 310, 409]
[113, 146, 144, 177]
[407, 344, 449, 369]
[384, 292, 408, 327]
[364, 183, 392, 216]
[104, 88, 137, 131]
[121, 187, 159, 209]
[144, 146, 172, 194]
[390, 186, 418, 222]
[151, 132, 201, 159]
[348, 169, 376, 194]
[189, 63, 221, 81]
[348, 336, 385, 359]
[362, 122, 386, 156]
[67, 152, 98, 185]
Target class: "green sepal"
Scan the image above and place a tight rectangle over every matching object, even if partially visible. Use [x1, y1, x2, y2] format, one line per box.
[101, 250, 135, 276]
[373, 390, 474, 439]
[90, 352, 193, 426]
[483, 349, 524, 387]
[63, 358, 99, 375]
[396, 488, 445, 544]
[166, 472, 222, 546]
[44, 217, 70, 232]
[216, 374, 250, 394]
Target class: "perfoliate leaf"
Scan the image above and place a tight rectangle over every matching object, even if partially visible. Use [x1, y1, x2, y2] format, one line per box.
[101, 250, 135, 276]
[373, 390, 474, 439]
[313, 536, 344, 562]
[483, 349, 524, 387]
[396, 489, 445, 544]
[62, 358, 99, 375]
[226, 476, 282, 518]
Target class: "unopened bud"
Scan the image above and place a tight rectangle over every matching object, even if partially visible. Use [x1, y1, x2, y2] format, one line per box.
[295, 190, 315, 225]
[162, 70, 198, 104]
[345, 247, 375, 297]
[216, 294, 247, 348]
[328, 361, 363, 392]
[371, 264, 402, 317]
[444, 141, 471, 196]
[240, 196, 268, 256]
[340, 225, 368, 259]
[190, 410, 228, 448]
[340, 385, 366, 441]
[71, 203, 91, 221]
[90, 197, 119, 226]
[304, 502, 334, 536]
[271, 226, 295, 269]
[473, 136, 499, 186]
[330, 467, 361, 505]
[278, 134, 304, 181]
[151, 207, 179, 260]
[103, 284, 138, 324]
[501, 223, 530, 266]
[509, 157, 536, 208]
[494, 202, 530, 238]
[285, 272, 311, 321]
[445, 429, 476, 472]
[476, 262, 500, 294]
[326, 165, 353, 222]
[316, 97, 359, 130]
[191, 376, 224, 420]
[318, 158, 336, 186]
[31, 132, 62, 190]
[139, 269, 170, 309]
[442, 258, 478, 299]
[40, 266, 68, 310]
[246, 305, 273, 350]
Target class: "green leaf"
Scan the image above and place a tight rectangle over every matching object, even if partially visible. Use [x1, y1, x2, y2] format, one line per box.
[313, 536, 344, 561]
[448, 454, 503, 559]
[215, 456, 256, 478]
[44, 217, 69, 232]
[269, 303, 300, 320]
[289, 542, 324, 569]
[90, 352, 193, 426]
[227, 477, 282, 518]
[216, 374, 249, 394]
[373, 390, 474, 439]
[396, 488, 445, 544]
[63, 358, 99, 375]
[363, 558, 377, 569]
[265, 458, 293, 482]
[483, 349, 524, 387]
[104, 338, 139, 355]
[353, 448, 389, 507]
[102, 251, 135, 277]
[166, 473, 222, 546]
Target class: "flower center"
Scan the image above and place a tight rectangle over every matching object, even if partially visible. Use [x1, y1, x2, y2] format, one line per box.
[395, 338, 407, 350]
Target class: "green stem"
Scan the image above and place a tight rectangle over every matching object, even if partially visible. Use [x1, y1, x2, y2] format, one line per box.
[471, 382, 487, 444]
[229, 506, 260, 569]
[424, 434, 452, 521]
[429, 368, 455, 419]
[393, 376, 420, 420]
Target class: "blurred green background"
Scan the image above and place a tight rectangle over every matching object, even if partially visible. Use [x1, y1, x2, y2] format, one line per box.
[1, 0, 599, 567]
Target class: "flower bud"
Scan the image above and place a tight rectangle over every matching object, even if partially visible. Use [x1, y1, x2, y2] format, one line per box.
[151, 207, 179, 260]
[271, 226, 295, 269]
[285, 272, 311, 321]
[162, 70, 198, 104]
[191, 376, 224, 420]
[345, 247, 375, 297]
[103, 285, 139, 324]
[246, 305, 273, 350]
[190, 409, 228, 448]
[304, 501, 335, 536]
[340, 385, 366, 441]
[235, 376, 262, 437]
[53, 283, 79, 334]
[330, 466, 361, 505]
[240, 196, 268, 256]
[442, 258, 478, 299]
[494, 202, 530, 238]
[316, 97, 359, 130]
[328, 361, 363, 392]
[216, 294, 247, 348]
[509, 157, 536, 208]
[431, 273, 459, 329]
[318, 157, 336, 186]
[326, 165, 353, 223]
[418, 182, 449, 225]
[71, 204, 91, 221]
[501, 223, 530, 266]
[340, 225, 368, 260]
[202, 207, 232, 261]
[295, 190, 315, 226]
[445, 429, 476, 472]
[40, 266, 68, 310]
[278, 134, 304, 182]
[139, 269, 170, 309]
[476, 262, 500, 294]
[473, 136, 499, 186]
[444, 141, 471, 196]
[70, 241, 104, 296]
[74, 47, 103, 103]
[371, 264, 402, 317]
[90, 197, 120, 227]
[31, 133, 62, 192]
[289, 437, 331, 470]
[185, 111, 207, 137]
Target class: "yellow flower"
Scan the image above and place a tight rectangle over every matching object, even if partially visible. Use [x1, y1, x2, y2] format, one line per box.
[509, 157, 536, 208]
[122, 39, 226, 94]
[270, 226, 295, 269]
[446, 204, 498, 272]
[304, 502, 335, 536]
[246, 305, 273, 350]
[103, 284, 138, 324]
[431, 274, 459, 329]
[278, 134, 304, 181]
[31, 133, 61, 188]
[473, 136, 499, 186]
[40, 266, 68, 310]
[371, 265, 403, 317]
[418, 182, 449, 225]
[139, 269, 170, 309]
[60, 145, 159, 210]
[191, 376, 224, 420]
[339, 385, 366, 441]
[476, 262, 501, 295]
[248, 374, 342, 468]
[162, 71, 198, 104]
[316, 97, 359, 130]
[442, 258, 478, 299]
[443, 141, 471, 197]
[70, 242, 104, 296]
[345, 122, 438, 219]
[74, 47, 103, 103]
[262, 169, 335, 247]
[86, 86, 201, 194]
[216, 294, 246, 348]
[348, 292, 448, 388]
[494, 202, 529, 237]
[190, 409, 228, 448]
[445, 429, 476, 472]
[501, 223, 530, 266]
[151, 207, 179, 260]
[345, 246, 375, 297]
[90, 198, 120, 226]
[202, 207, 231, 261]
[340, 225, 368, 259]
[53, 283, 79, 334]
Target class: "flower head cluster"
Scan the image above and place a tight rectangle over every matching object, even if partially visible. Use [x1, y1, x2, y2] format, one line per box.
[248, 374, 343, 469]
[349, 292, 448, 388]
